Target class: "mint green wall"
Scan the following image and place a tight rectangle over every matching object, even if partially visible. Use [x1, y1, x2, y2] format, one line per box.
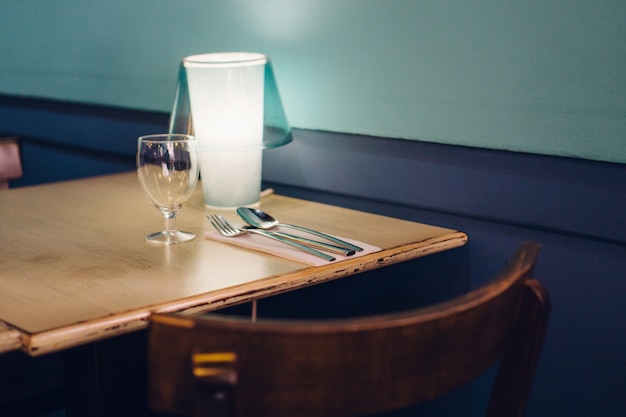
[2, 1, 625, 163]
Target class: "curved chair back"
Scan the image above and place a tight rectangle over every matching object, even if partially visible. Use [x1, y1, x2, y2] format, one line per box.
[149, 241, 550, 417]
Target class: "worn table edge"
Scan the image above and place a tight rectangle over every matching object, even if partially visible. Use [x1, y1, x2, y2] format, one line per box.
[22, 232, 467, 356]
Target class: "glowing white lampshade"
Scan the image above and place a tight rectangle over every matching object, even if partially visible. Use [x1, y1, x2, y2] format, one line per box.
[169, 52, 291, 208]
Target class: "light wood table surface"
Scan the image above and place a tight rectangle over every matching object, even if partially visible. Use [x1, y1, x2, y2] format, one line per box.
[0, 172, 467, 357]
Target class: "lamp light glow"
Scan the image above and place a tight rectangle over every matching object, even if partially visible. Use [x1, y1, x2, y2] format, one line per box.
[169, 52, 291, 208]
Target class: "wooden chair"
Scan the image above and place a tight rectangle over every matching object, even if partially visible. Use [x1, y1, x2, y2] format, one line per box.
[0, 136, 23, 190]
[148, 241, 550, 417]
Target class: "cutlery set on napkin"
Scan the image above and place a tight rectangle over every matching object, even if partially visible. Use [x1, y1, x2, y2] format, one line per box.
[205, 207, 381, 266]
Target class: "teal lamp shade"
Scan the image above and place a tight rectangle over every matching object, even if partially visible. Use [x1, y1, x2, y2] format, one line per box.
[168, 53, 292, 208]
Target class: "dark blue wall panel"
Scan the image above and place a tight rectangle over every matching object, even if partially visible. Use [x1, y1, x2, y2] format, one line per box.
[262, 131, 626, 416]
[263, 130, 626, 245]
[0, 95, 168, 187]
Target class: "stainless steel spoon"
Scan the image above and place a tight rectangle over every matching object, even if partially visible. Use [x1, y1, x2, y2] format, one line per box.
[236, 207, 364, 252]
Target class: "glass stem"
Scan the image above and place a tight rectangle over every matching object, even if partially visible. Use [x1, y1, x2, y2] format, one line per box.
[164, 212, 177, 233]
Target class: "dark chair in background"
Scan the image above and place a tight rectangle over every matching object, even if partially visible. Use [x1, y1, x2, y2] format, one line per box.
[148, 241, 550, 417]
[0, 136, 23, 190]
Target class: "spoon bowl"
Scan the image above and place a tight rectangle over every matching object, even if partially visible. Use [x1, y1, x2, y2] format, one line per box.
[238, 207, 280, 229]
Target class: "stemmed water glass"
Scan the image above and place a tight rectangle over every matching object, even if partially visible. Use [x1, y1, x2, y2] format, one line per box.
[137, 134, 199, 244]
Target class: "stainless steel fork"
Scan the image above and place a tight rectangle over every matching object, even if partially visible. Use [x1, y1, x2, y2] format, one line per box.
[208, 214, 336, 262]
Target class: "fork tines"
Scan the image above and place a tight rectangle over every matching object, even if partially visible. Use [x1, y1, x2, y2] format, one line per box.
[208, 214, 226, 233]
[208, 214, 238, 236]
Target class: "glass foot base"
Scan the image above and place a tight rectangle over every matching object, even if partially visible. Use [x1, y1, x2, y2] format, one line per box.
[145, 230, 196, 245]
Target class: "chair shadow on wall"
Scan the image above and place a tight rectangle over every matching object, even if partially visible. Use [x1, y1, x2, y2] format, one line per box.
[148, 241, 550, 417]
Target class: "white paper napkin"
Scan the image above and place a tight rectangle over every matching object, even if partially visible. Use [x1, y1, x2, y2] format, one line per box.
[205, 225, 381, 266]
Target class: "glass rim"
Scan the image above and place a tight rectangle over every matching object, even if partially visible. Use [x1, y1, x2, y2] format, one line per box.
[183, 52, 267, 68]
[138, 134, 196, 143]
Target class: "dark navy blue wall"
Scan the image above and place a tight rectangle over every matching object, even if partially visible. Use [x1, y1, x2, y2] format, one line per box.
[0, 95, 167, 187]
[262, 133, 626, 417]
[1, 95, 625, 417]
[263, 131, 626, 417]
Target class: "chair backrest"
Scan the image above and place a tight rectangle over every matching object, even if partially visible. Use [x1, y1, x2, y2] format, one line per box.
[148, 241, 550, 417]
[0, 137, 23, 190]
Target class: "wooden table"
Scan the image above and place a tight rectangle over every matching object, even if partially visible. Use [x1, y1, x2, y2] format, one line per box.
[0, 171, 467, 415]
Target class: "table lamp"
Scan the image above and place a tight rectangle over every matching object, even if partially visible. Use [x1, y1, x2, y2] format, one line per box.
[169, 52, 292, 208]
